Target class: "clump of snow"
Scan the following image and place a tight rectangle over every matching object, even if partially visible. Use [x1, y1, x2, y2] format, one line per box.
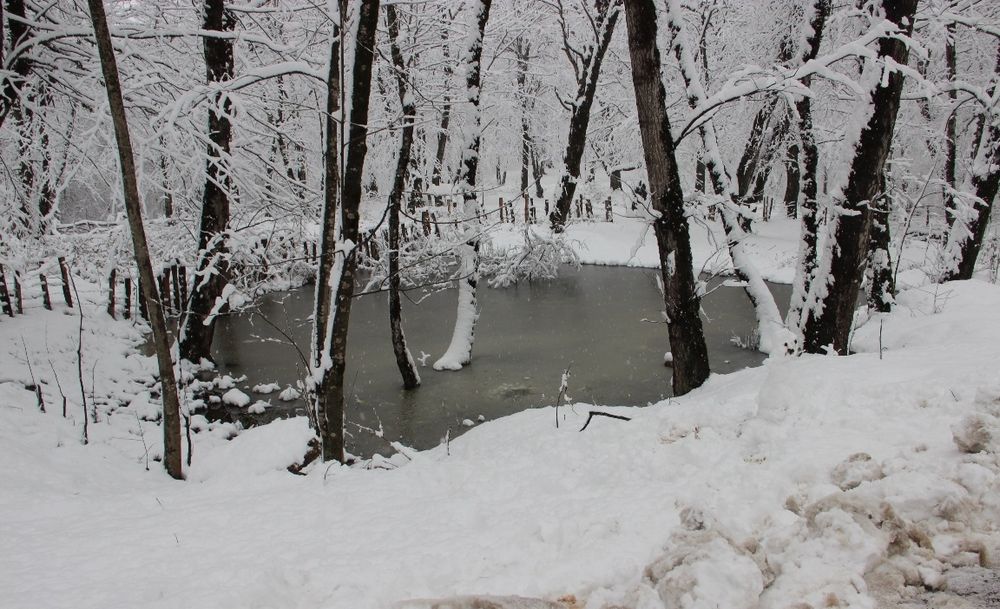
[461, 419, 475, 427]
[247, 401, 268, 415]
[278, 386, 301, 401]
[221, 388, 250, 407]
[214, 375, 236, 390]
[952, 414, 993, 454]
[831, 452, 885, 490]
[252, 382, 281, 394]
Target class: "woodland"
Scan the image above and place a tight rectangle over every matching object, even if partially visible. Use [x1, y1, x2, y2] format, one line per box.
[2, 1, 1000, 607]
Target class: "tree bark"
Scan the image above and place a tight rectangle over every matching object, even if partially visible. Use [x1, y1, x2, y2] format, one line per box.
[85, 0, 184, 480]
[867, 173, 894, 312]
[549, 0, 621, 232]
[624, 0, 710, 396]
[944, 24, 957, 227]
[386, 4, 421, 390]
[516, 37, 531, 195]
[785, 0, 830, 332]
[180, 0, 235, 363]
[313, 0, 380, 463]
[310, 0, 344, 462]
[434, 0, 492, 371]
[431, 10, 457, 187]
[801, 0, 917, 354]
[0, 0, 30, 132]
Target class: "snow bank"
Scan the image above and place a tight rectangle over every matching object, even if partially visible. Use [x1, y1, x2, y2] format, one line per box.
[2, 281, 1000, 609]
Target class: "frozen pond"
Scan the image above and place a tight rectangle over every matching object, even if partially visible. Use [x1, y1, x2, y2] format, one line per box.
[212, 265, 790, 457]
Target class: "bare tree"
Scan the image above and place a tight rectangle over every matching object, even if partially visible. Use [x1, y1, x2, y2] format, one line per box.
[548, 0, 622, 232]
[85, 0, 184, 479]
[801, 0, 918, 354]
[623, 0, 709, 395]
[180, 0, 236, 363]
[433, 0, 492, 372]
[311, 0, 380, 463]
[386, 3, 420, 389]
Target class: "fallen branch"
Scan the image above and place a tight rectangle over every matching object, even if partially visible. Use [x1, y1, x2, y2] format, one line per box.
[579, 410, 632, 432]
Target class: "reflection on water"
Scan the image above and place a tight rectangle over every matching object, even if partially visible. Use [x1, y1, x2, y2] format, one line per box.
[212, 266, 790, 456]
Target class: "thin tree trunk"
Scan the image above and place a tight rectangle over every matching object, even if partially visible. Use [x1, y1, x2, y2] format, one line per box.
[180, 0, 235, 363]
[313, 0, 380, 462]
[868, 173, 894, 312]
[386, 4, 420, 390]
[85, 0, 183, 480]
[0, 0, 30, 132]
[801, 0, 917, 354]
[549, 0, 621, 232]
[310, 1, 344, 462]
[624, 0, 709, 395]
[517, 38, 531, 195]
[942, 46, 1000, 281]
[944, 24, 957, 227]
[783, 139, 800, 218]
[665, 0, 795, 355]
[785, 0, 830, 332]
[431, 10, 456, 187]
[434, 0, 492, 371]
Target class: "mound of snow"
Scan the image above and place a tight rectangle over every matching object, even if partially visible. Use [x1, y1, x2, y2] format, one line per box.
[222, 388, 250, 407]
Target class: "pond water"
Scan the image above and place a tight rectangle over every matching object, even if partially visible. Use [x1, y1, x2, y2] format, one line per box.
[212, 266, 790, 457]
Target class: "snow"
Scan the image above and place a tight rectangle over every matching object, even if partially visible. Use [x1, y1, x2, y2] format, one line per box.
[221, 387, 250, 407]
[252, 382, 281, 394]
[278, 385, 301, 401]
[3, 274, 1000, 608]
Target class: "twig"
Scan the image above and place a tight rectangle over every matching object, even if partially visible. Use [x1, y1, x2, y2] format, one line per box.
[68, 272, 88, 445]
[579, 410, 632, 432]
[20, 337, 45, 413]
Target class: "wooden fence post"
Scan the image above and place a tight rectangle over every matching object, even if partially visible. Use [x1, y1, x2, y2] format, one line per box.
[158, 271, 172, 315]
[431, 213, 441, 237]
[421, 210, 432, 237]
[585, 199, 593, 219]
[124, 277, 132, 320]
[40, 274, 52, 310]
[0, 264, 13, 317]
[605, 197, 613, 222]
[13, 271, 22, 314]
[498, 197, 505, 222]
[137, 277, 148, 320]
[177, 265, 188, 309]
[107, 268, 117, 318]
[57, 257, 72, 307]
[524, 197, 530, 224]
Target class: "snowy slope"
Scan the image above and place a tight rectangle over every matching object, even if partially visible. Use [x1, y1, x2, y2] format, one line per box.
[2, 280, 1000, 608]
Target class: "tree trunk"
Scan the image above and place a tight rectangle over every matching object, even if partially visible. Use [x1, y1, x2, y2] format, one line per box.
[85, 0, 184, 480]
[867, 174, 894, 312]
[801, 0, 917, 354]
[517, 38, 531, 195]
[0, 0, 31, 132]
[434, 0, 492, 371]
[549, 1, 621, 232]
[624, 0, 710, 396]
[313, 0, 380, 463]
[386, 4, 421, 390]
[666, 0, 795, 355]
[785, 0, 830, 332]
[783, 139, 800, 218]
[944, 24, 957, 228]
[431, 10, 456, 187]
[310, 1, 344, 463]
[180, 0, 235, 363]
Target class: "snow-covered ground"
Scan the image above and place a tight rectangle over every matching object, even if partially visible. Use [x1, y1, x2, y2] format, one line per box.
[3, 250, 1000, 608]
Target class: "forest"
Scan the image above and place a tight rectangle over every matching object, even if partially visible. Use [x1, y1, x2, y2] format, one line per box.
[2, 0, 1000, 607]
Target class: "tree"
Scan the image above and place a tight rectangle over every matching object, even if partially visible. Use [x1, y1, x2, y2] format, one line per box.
[85, 0, 184, 480]
[310, 0, 380, 463]
[433, 0, 492, 372]
[800, 0, 918, 354]
[623, 0, 709, 395]
[180, 0, 236, 363]
[386, 3, 420, 390]
[941, 45, 1000, 281]
[548, 0, 622, 232]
